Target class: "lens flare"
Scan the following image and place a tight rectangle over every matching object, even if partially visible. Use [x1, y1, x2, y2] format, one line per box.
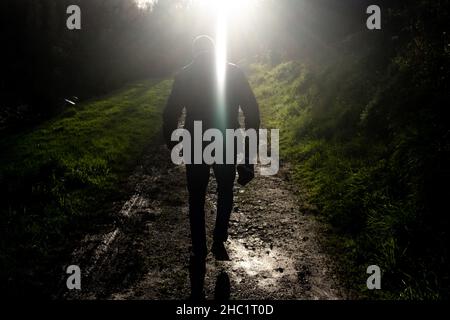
[215, 8, 227, 93]
[214, 1, 229, 129]
[135, 0, 153, 9]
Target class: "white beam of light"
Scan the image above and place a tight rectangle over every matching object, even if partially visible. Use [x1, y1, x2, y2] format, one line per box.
[215, 9, 227, 97]
[214, 1, 230, 129]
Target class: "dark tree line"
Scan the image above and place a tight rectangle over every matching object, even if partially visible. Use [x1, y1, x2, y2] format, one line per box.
[1, 0, 176, 119]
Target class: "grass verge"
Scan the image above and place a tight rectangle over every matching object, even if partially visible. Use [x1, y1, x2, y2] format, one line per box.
[249, 60, 448, 300]
[0, 79, 172, 296]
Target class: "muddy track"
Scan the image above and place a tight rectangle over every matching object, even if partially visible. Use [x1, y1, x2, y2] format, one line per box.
[63, 133, 346, 300]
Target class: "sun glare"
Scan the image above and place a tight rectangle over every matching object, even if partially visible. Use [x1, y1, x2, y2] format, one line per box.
[135, 0, 258, 103]
[205, 0, 257, 127]
[197, 0, 256, 19]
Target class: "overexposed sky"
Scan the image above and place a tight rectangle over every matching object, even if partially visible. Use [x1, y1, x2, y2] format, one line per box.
[135, 0, 154, 9]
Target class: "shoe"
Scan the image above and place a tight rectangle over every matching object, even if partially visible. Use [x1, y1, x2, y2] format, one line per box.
[211, 241, 230, 261]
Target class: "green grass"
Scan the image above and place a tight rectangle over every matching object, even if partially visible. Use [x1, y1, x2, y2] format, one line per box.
[0, 79, 172, 295]
[248, 60, 448, 300]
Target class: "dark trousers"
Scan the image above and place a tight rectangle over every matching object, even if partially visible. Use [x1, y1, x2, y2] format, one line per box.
[186, 163, 236, 258]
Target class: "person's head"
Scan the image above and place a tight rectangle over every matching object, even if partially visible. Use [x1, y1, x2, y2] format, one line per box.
[192, 35, 215, 59]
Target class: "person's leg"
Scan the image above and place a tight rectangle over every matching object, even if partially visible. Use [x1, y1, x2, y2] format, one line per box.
[188, 253, 206, 301]
[186, 164, 210, 259]
[212, 164, 236, 243]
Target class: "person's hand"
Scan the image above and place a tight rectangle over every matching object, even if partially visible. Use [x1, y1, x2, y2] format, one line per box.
[237, 163, 255, 186]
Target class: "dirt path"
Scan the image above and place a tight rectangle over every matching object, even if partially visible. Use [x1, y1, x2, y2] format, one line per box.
[64, 135, 346, 300]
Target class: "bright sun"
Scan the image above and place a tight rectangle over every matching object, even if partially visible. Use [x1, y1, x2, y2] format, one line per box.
[135, 0, 258, 77]
[135, 0, 152, 9]
[134, 0, 259, 130]
[198, 0, 255, 12]
[136, 0, 256, 15]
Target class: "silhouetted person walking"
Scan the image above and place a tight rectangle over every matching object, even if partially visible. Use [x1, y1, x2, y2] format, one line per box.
[163, 35, 260, 300]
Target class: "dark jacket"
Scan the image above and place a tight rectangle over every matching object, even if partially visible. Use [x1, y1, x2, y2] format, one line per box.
[163, 55, 260, 148]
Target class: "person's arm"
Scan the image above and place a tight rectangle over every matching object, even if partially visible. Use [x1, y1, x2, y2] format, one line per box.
[236, 69, 260, 165]
[163, 74, 184, 149]
[237, 69, 260, 131]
